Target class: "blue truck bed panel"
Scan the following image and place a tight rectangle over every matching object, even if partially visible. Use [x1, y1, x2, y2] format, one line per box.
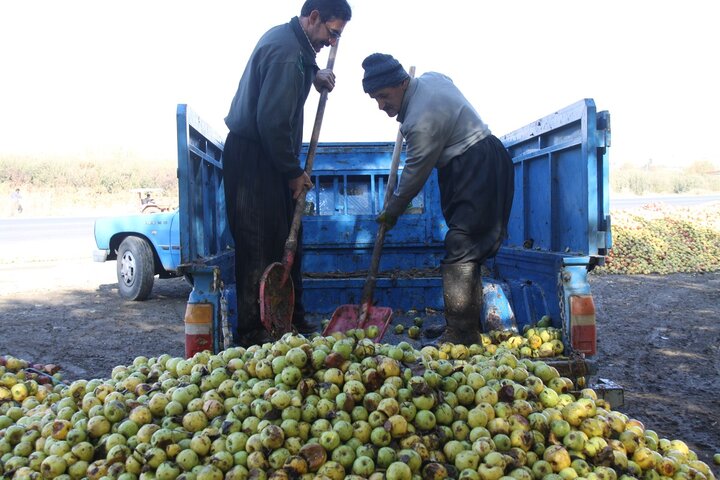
[176, 104, 234, 269]
[502, 99, 611, 258]
[303, 145, 446, 249]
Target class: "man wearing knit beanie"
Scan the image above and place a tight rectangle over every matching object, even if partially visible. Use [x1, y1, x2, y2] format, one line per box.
[362, 53, 515, 346]
[361, 53, 410, 96]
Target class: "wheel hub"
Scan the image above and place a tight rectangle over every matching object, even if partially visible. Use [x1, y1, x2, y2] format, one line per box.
[119, 251, 136, 286]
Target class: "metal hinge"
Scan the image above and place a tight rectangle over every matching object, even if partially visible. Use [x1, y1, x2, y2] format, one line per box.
[595, 110, 611, 148]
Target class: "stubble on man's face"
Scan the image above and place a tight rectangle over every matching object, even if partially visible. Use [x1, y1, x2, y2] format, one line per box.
[307, 14, 346, 52]
[370, 86, 405, 117]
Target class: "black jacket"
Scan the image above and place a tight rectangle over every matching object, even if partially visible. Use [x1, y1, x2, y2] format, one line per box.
[224, 17, 318, 179]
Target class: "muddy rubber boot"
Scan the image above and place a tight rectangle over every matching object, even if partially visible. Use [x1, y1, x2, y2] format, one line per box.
[433, 262, 483, 346]
[292, 316, 318, 335]
[238, 328, 274, 348]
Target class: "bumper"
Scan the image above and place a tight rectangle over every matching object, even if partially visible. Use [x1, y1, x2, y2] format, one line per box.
[93, 249, 109, 262]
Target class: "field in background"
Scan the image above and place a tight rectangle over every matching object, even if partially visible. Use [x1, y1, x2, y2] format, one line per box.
[611, 159, 720, 195]
[1, 155, 719, 218]
[1, 154, 178, 217]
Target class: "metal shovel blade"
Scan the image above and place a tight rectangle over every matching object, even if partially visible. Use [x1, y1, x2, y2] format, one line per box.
[259, 262, 294, 339]
[323, 303, 393, 340]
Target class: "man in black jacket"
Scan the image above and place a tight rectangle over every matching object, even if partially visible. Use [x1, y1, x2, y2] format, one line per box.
[223, 0, 352, 347]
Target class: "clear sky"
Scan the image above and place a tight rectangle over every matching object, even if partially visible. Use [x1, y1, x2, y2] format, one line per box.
[1, 0, 718, 168]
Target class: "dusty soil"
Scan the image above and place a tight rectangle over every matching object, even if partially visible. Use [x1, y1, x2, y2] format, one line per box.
[589, 272, 720, 468]
[0, 260, 718, 467]
[0, 260, 190, 380]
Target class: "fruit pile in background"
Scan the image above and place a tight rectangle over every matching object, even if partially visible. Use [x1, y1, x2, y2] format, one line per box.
[325, 318, 565, 359]
[1, 332, 718, 480]
[599, 204, 720, 275]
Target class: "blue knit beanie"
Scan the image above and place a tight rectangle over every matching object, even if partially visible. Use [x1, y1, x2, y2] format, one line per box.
[362, 53, 409, 94]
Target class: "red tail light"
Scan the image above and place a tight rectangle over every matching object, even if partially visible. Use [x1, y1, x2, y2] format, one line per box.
[570, 295, 596, 355]
[185, 303, 213, 358]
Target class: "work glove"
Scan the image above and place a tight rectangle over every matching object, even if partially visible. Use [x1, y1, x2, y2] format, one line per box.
[376, 210, 398, 230]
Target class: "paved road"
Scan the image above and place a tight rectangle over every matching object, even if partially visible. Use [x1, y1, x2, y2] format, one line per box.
[1, 194, 718, 264]
[0, 216, 98, 263]
[611, 194, 720, 210]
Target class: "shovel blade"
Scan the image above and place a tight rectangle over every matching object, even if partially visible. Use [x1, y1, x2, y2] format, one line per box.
[323, 304, 393, 340]
[259, 262, 294, 339]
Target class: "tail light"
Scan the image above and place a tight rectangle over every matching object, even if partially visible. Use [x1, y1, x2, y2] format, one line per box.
[570, 295, 596, 355]
[184, 303, 213, 358]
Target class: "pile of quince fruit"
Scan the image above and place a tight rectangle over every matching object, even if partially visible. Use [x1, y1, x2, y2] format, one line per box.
[599, 204, 720, 275]
[0, 356, 63, 405]
[1, 333, 717, 479]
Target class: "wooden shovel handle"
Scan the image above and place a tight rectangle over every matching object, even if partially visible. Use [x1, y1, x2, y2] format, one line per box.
[282, 43, 340, 273]
[359, 66, 416, 324]
[304, 43, 339, 175]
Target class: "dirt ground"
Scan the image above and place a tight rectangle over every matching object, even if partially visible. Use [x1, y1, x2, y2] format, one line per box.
[0, 260, 718, 467]
[589, 272, 720, 468]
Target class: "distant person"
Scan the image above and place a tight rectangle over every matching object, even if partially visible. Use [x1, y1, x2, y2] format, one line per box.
[10, 188, 23, 216]
[141, 192, 155, 205]
[222, 0, 352, 347]
[361, 53, 515, 346]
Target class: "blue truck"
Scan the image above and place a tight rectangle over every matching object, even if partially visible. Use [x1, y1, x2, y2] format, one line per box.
[175, 99, 612, 383]
[92, 97, 614, 398]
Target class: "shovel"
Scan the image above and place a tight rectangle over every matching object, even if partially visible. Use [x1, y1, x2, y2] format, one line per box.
[259, 43, 339, 339]
[323, 67, 416, 340]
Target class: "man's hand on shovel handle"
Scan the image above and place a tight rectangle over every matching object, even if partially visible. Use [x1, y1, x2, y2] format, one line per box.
[289, 172, 314, 200]
[376, 209, 398, 230]
[314, 69, 336, 92]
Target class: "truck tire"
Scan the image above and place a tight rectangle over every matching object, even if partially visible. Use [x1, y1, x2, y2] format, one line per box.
[117, 236, 155, 301]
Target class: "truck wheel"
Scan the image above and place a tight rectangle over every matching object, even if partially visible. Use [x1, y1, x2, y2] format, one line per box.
[117, 236, 155, 301]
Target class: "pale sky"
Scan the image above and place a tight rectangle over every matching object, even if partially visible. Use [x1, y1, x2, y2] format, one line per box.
[1, 0, 718, 168]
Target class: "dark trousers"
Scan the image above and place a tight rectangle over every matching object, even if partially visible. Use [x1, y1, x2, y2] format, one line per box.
[222, 132, 304, 335]
[437, 134, 514, 265]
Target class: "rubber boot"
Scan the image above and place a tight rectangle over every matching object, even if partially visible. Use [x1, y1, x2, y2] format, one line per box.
[238, 328, 274, 348]
[292, 316, 318, 335]
[433, 263, 483, 346]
